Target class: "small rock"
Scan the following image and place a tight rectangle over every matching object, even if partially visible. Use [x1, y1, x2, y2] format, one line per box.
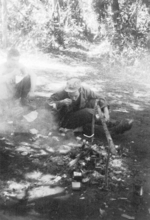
[82, 177, 90, 183]
[99, 208, 106, 217]
[30, 128, 38, 134]
[121, 214, 135, 219]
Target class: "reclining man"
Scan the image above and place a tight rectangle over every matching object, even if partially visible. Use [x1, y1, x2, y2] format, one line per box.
[0, 48, 36, 114]
[46, 78, 133, 137]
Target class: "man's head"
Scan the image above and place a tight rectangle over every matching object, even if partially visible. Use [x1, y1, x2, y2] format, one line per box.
[65, 78, 81, 101]
[7, 48, 20, 67]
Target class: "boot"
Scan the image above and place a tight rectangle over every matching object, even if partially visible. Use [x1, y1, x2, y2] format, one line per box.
[109, 119, 133, 135]
[83, 119, 133, 138]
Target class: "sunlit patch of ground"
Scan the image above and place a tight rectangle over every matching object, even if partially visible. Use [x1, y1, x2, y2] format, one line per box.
[20, 53, 96, 80]
[127, 103, 144, 111]
[2, 174, 65, 201]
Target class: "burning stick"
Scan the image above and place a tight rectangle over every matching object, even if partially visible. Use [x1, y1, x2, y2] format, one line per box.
[105, 141, 111, 187]
[96, 105, 117, 155]
[68, 153, 82, 168]
[91, 100, 98, 143]
[96, 104, 117, 187]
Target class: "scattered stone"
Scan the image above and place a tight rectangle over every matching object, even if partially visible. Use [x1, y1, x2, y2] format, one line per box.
[140, 186, 143, 196]
[58, 145, 71, 154]
[99, 208, 106, 217]
[52, 136, 60, 141]
[30, 128, 38, 134]
[37, 134, 49, 139]
[60, 133, 66, 137]
[7, 121, 13, 124]
[82, 177, 90, 183]
[21, 152, 29, 156]
[92, 171, 105, 180]
[76, 136, 82, 141]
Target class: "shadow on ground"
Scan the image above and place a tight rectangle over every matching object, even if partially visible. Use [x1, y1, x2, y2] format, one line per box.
[0, 50, 150, 220]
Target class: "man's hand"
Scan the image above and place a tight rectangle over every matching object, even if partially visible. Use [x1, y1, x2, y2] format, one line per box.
[103, 107, 110, 122]
[96, 106, 110, 122]
[60, 98, 72, 106]
[28, 91, 35, 99]
[49, 102, 57, 109]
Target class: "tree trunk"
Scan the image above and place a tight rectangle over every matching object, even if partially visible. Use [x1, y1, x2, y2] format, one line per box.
[52, 0, 59, 11]
[1, 0, 7, 48]
[52, 0, 60, 21]
[134, 0, 142, 28]
[111, 0, 120, 27]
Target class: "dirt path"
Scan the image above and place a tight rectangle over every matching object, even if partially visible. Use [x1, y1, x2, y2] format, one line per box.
[0, 49, 150, 220]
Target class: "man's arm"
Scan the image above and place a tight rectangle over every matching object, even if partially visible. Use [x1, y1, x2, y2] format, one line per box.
[21, 66, 37, 95]
[29, 71, 37, 94]
[84, 87, 108, 109]
[0, 64, 15, 84]
[84, 86, 110, 122]
[47, 89, 70, 110]
[103, 106, 110, 122]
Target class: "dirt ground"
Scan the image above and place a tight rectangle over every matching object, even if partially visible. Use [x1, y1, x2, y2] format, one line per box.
[0, 48, 150, 220]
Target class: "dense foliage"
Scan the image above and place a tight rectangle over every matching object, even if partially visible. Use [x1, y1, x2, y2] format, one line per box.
[0, 0, 150, 64]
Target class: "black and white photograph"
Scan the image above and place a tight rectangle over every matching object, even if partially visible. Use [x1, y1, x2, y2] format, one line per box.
[0, 0, 150, 219]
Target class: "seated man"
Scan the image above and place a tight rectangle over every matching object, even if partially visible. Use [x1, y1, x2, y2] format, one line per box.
[0, 48, 36, 112]
[46, 78, 133, 137]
